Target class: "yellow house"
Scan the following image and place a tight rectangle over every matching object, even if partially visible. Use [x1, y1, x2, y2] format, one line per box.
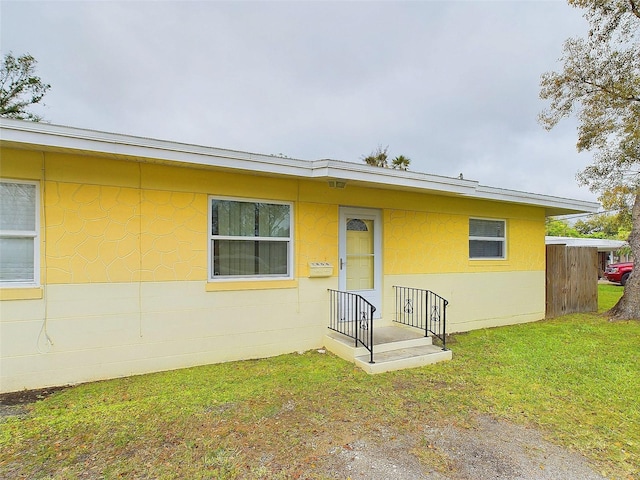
[0, 119, 598, 392]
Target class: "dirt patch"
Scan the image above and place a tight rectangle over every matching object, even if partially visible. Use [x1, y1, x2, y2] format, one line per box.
[0, 386, 67, 419]
[316, 415, 608, 480]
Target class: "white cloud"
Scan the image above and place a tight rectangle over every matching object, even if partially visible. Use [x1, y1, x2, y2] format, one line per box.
[0, 0, 597, 202]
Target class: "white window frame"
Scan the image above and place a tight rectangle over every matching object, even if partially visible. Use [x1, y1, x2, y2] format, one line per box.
[207, 196, 293, 281]
[469, 217, 506, 260]
[0, 179, 40, 287]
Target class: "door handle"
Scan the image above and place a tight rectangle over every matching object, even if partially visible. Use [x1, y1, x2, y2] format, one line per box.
[340, 258, 344, 270]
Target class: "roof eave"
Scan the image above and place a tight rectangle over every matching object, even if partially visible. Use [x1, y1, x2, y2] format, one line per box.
[0, 118, 600, 215]
[473, 185, 600, 216]
[0, 118, 315, 177]
[310, 159, 479, 195]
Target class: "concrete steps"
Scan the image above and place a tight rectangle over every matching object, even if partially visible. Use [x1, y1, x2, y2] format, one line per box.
[324, 324, 452, 374]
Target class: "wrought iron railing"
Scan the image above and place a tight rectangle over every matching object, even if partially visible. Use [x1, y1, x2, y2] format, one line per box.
[328, 289, 376, 364]
[393, 286, 448, 350]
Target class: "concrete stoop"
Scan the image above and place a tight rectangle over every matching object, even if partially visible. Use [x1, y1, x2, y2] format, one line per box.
[323, 324, 452, 374]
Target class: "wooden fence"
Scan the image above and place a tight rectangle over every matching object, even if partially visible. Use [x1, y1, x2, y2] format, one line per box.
[546, 244, 598, 318]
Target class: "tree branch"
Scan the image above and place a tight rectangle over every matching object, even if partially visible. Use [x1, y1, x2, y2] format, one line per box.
[629, 0, 640, 20]
[582, 78, 640, 102]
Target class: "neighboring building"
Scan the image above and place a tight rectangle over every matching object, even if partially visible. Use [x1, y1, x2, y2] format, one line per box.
[545, 236, 628, 276]
[0, 119, 599, 393]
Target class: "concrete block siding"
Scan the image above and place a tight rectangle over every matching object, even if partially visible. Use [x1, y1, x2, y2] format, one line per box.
[0, 120, 592, 393]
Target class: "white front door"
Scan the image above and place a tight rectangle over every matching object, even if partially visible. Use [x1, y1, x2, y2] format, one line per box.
[338, 207, 382, 318]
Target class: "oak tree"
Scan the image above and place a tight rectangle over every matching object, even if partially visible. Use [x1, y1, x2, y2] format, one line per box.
[545, 218, 582, 237]
[540, 0, 640, 319]
[0, 52, 50, 121]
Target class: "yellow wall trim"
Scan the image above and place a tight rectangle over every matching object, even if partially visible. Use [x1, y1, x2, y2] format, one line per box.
[0, 288, 44, 300]
[206, 279, 298, 291]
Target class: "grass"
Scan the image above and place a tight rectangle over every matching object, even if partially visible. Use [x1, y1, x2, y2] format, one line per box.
[1, 284, 638, 479]
[599, 282, 625, 312]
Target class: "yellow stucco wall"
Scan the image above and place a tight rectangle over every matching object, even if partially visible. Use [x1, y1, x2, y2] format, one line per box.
[297, 202, 338, 278]
[139, 190, 207, 282]
[33, 175, 208, 284]
[384, 209, 545, 275]
[1, 146, 547, 392]
[0, 147, 545, 287]
[45, 182, 142, 283]
[297, 179, 545, 276]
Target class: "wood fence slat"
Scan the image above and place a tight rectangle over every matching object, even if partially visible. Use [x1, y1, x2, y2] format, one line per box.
[546, 245, 597, 318]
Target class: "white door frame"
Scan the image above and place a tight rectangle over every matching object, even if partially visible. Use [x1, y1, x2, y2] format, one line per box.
[338, 206, 382, 319]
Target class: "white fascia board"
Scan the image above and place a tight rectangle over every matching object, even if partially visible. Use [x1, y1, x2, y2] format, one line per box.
[473, 185, 600, 215]
[0, 119, 314, 177]
[0, 119, 599, 214]
[310, 159, 479, 195]
[0, 120, 479, 196]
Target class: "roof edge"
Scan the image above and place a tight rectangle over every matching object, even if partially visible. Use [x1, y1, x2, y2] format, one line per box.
[474, 185, 599, 216]
[0, 118, 600, 215]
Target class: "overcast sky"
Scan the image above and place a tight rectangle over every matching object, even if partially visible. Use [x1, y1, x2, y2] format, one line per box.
[1, 0, 599, 203]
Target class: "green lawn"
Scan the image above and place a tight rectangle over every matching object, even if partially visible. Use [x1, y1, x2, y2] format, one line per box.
[1, 285, 638, 479]
[598, 282, 625, 312]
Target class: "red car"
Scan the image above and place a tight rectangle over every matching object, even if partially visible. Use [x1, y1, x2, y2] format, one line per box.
[604, 262, 634, 286]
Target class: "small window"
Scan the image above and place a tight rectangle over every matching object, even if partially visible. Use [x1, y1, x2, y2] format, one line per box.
[347, 218, 368, 231]
[469, 218, 505, 259]
[209, 198, 292, 279]
[0, 180, 39, 286]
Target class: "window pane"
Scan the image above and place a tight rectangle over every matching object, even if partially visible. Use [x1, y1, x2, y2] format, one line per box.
[0, 237, 35, 282]
[211, 200, 219, 235]
[212, 200, 290, 238]
[0, 182, 36, 231]
[469, 240, 503, 258]
[346, 219, 373, 255]
[213, 240, 288, 276]
[257, 241, 288, 274]
[257, 203, 290, 237]
[214, 239, 255, 275]
[212, 200, 256, 237]
[346, 219, 374, 289]
[470, 219, 504, 238]
[346, 218, 368, 231]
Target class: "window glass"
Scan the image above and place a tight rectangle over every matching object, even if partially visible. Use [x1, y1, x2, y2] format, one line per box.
[346, 218, 374, 290]
[469, 219, 504, 238]
[469, 240, 504, 258]
[469, 218, 506, 259]
[0, 238, 35, 282]
[347, 218, 368, 231]
[0, 182, 36, 231]
[257, 203, 290, 237]
[0, 181, 39, 285]
[210, 198, 291, 279]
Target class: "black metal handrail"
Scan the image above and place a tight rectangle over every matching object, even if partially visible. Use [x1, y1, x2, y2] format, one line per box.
[393, 286, 448, 350]
[328, 289, 376, 364]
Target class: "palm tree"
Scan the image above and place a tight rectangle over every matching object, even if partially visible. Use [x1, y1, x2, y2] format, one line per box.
[391, 155, 410, 170]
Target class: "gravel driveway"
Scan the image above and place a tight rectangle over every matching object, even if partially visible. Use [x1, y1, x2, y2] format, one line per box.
[321, 415, 608, 479]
